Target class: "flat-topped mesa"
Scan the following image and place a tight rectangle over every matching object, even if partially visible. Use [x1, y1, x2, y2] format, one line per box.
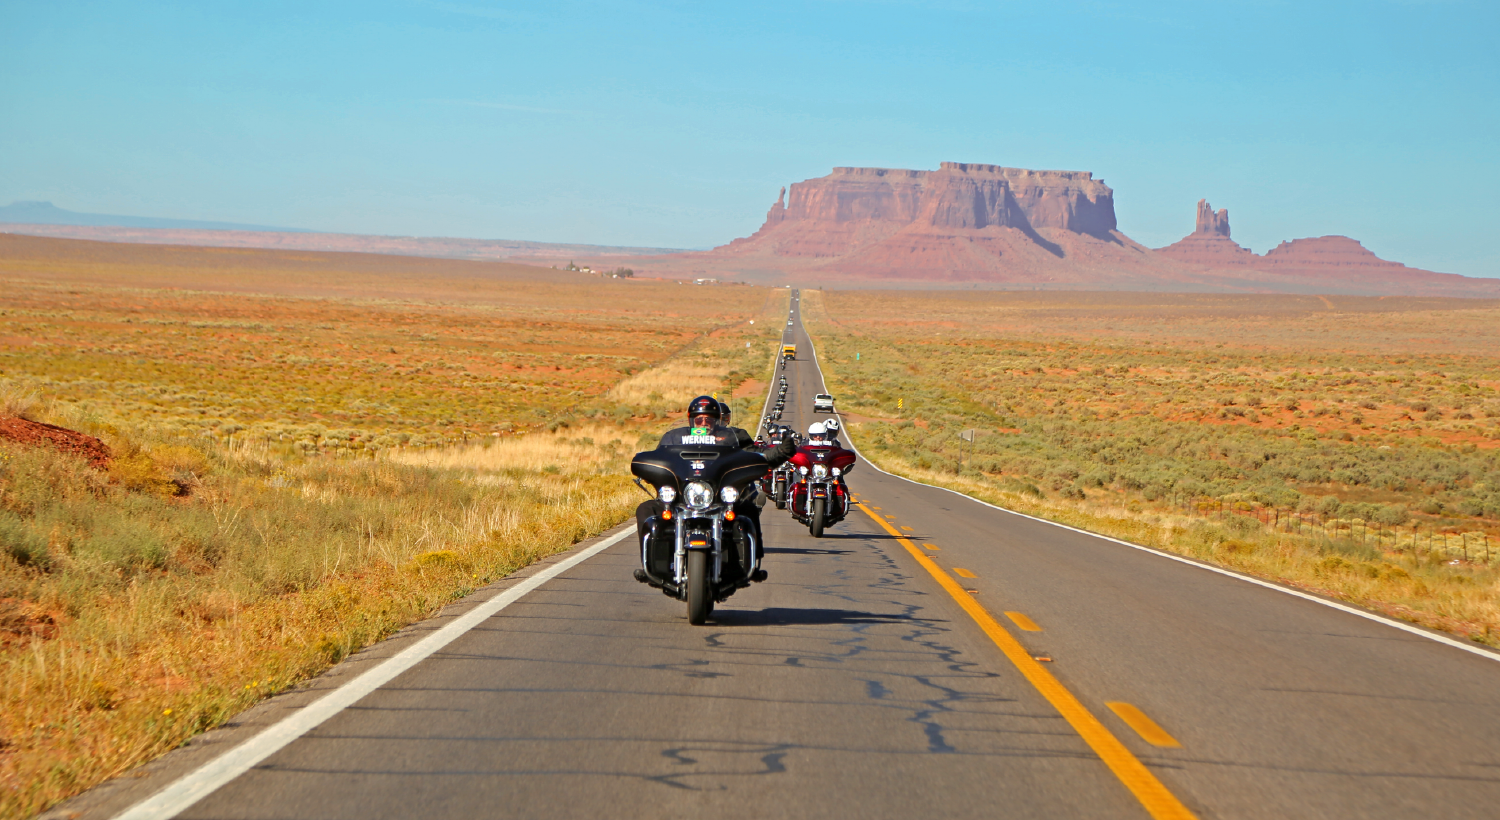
[771, 162, 1118, 236]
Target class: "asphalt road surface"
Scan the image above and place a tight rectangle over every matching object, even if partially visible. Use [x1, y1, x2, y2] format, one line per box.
[69, 290, 1500, 820]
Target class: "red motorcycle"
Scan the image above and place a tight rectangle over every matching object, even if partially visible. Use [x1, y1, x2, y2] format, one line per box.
[787, 442, 856, 537]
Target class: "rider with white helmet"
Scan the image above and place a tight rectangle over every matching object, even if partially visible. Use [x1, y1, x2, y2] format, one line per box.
[807, 422, 828, 443]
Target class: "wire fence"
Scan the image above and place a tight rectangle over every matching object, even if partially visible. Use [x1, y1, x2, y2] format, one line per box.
[1182, 497, 1495, 566]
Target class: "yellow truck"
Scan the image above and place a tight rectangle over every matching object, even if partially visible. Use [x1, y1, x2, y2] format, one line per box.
[782, 344, 797, 360]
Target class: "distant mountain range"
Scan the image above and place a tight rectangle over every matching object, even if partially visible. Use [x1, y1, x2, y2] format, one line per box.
[0, 200, 311, 233]
[0, 201, 686, 261]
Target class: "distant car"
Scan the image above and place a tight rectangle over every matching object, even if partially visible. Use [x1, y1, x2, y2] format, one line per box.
[812, 394, 835, 413]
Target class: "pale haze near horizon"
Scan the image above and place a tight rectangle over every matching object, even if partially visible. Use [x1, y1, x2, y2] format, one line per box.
[1, 1, 1496, 278]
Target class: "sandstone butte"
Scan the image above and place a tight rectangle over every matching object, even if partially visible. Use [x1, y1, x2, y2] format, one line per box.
[610, 164, 1500, 296]
[1152, 198, 1483, 291]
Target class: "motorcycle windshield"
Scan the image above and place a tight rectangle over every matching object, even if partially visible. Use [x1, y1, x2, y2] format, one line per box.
[632, 428, 771, 493]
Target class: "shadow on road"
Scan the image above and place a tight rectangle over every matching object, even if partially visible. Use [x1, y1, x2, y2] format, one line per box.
[765, 547, 854, 555]
[713, 607, 920, 627]
[806, 531, 907, 541]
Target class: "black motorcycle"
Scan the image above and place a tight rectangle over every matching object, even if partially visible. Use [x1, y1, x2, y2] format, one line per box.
[632, 440, 770, 624]
[768, 463, 793, 509]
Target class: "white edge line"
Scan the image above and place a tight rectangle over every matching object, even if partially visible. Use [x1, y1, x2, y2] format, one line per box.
[797, 312, 1500, 665]
[112, 529, 631, 820]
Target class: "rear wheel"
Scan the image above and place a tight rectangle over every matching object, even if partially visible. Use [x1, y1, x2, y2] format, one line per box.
[810, 498, 826, 538]
[686, 550, 711, 625]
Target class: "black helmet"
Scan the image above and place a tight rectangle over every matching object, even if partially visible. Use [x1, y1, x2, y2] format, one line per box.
[687, 395, 722, 427]
[718, 399, 732, 423]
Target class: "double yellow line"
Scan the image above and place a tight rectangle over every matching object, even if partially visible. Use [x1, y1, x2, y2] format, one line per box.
[857, 500, 1197, 820]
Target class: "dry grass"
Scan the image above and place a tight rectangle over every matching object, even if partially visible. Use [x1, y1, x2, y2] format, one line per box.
[805, 288, 1500, 648]
[0, 238, 788, 817]
[389, 423, 635, 475]
[0, 385, 42, 422]
[0, 419, 644, 818]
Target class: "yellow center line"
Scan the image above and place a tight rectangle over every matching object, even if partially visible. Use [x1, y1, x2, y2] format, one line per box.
[922, 543, 941, 551]
[857, 503, 1197, 820]
[1107, 702, 1183, 748]
[899, 525, 914, 532]
[1005, 611, 1043, 632]
[953, 567, 977, 578]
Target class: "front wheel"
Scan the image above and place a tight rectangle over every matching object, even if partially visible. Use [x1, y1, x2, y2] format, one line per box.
[686, 550, 711, 625]
[810, 498, 826, 538]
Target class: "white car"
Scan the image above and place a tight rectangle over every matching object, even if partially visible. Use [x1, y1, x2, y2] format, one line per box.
[812, 394, 835, 413]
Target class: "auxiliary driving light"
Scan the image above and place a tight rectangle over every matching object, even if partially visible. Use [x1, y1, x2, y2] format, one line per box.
[658, 485, 677, 503]
[720, 486, 740, 504]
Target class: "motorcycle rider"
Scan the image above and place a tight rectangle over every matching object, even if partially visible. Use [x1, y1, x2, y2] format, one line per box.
[718, 399, 755, 448]
[822, 417, 842, 444]
[806, 421, 829, 444]
[635, 395, 795, 562]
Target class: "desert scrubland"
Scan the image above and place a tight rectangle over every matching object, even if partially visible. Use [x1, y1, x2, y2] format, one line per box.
[805, 289, 1500, 647]
[0, 234, 784, 816]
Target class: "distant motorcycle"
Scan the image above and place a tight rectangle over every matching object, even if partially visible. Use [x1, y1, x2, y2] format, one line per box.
[632, 438, 770, 624]
[757, 430, 794, 510]
[788, 442, 856, 537]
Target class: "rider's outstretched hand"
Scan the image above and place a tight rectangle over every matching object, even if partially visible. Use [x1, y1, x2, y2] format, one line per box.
[765, 437, 797, 466]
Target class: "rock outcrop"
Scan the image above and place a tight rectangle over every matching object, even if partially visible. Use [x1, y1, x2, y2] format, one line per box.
[1143, 201, 1496, 295]
[1155, 199, 1257, 267]
[619, 172, 1497, 294]
[1196, 198, 1231, 237]
[1259, 236, 1401, 274]
[765, 162, 1116, 236]
[707, 163, 1155, 283]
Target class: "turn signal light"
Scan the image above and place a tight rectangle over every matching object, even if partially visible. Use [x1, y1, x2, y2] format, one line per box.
[724, 510, 736, 521]
[661, 510, 672, 520]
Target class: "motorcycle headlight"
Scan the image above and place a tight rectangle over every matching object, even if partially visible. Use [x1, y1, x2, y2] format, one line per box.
[799, 466, 809, 475]
[684, 481, 713, 510]
[813, 464, 828, 478]
[720, 486, 739, 504]
[832, 467, 841, 476]
[658, 485, 676, 503]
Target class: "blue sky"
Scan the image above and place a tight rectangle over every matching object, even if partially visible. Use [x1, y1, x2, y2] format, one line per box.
[2, 1, 1496, 275]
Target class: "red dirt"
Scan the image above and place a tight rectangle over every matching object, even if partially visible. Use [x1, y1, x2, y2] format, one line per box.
[0, 416, 112, 468]
[0, 598, 63, 647]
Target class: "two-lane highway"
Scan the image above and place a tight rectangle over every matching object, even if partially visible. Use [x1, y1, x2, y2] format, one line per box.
[63, 289, 1500, 820]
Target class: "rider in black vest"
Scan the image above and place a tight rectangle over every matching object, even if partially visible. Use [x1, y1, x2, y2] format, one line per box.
[634, 396, 795, 560]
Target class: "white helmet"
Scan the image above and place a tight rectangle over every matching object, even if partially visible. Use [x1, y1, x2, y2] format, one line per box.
[807, 422, 827, 437]
[824, 418, 840, 431]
